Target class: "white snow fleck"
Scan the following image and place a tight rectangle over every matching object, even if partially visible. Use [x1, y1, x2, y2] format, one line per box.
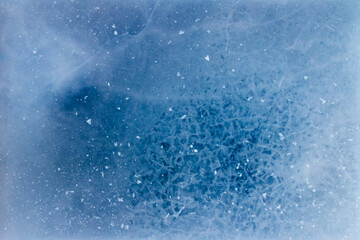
[112, 24, 116, 29]
[32, 49, 37, 54]
[304, 76, 308, 80]
[179, 30, 185, 35]
[169, 107, 173, 111]
[136, 136, 141, 140]
[176, 72, 181, 77]
[194, 149, 198, 153]
[117, 198, 124, 202]
[320, 98, 326, 104]
[114, 30, 118, 36]
[207, 29, 211, 33]
[279, 133, 285, 140]
[125, 97, 129, 100]
[204, 55, 210, 61]
[117, 107, 121, 110]
[136, 180, 142, 184]
[247, 96, 253, 101]
[180, 114, 187, 119]
[86, 119, 92, 125]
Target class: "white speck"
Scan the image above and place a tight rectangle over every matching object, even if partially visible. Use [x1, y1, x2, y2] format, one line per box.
[86, 119, 92, 125]
[320, 98, 326, 104]
[182, 84, 186, 88]
[231, 69, 235, 72]
[117, 198, 124, 202]
[125, 97, 129, 100]
[101, 172, 104, 178]
[117, 152, 121, 156]
[32, 49, 37, 54]
[262, 193, 267, 199]
[107, 82, 111, 86]
[114, 30, 118, 36]
[207, 29, 211, 33]
[214, 170, 217, 175]
[260, 99, 265, 103]
[136, 136, 141, 140]
[204, 55, 210, 61]
[112, 24, 116, 29]
[222, 85, 226, 89]
[136, 180, 142, 184]
[55, 207, 59, 211]
[179, 30, 185, 35]
[195, 19, 200, 22]
[247, 96, 253, 101]
[194, 149, 198, 153]
[190, 144, 193, 148]
[180, 114, 187, 119]
[290, 165, 294, 168]
[279, 133, 285, 140]
[176, 72, 181, 77]
[117, 107, 121, 110]
[127, 87, 130, 90]
[169, 107, 173, 111]
[304, 76, 308, 80]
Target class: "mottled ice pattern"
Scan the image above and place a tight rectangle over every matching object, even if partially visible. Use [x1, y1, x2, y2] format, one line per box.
[1, 1, 360, 240]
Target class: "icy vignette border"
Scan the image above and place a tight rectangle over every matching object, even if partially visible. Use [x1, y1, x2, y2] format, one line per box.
[1, 0, 360, 240]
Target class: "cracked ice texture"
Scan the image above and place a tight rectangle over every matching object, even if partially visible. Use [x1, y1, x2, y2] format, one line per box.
[1, 0, 360, 240]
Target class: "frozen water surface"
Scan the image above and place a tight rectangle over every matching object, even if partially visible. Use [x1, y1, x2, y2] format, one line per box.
[1, 0, 360, 239]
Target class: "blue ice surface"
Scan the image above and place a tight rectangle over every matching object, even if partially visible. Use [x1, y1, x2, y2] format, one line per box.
[1, 0, 360, 240]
